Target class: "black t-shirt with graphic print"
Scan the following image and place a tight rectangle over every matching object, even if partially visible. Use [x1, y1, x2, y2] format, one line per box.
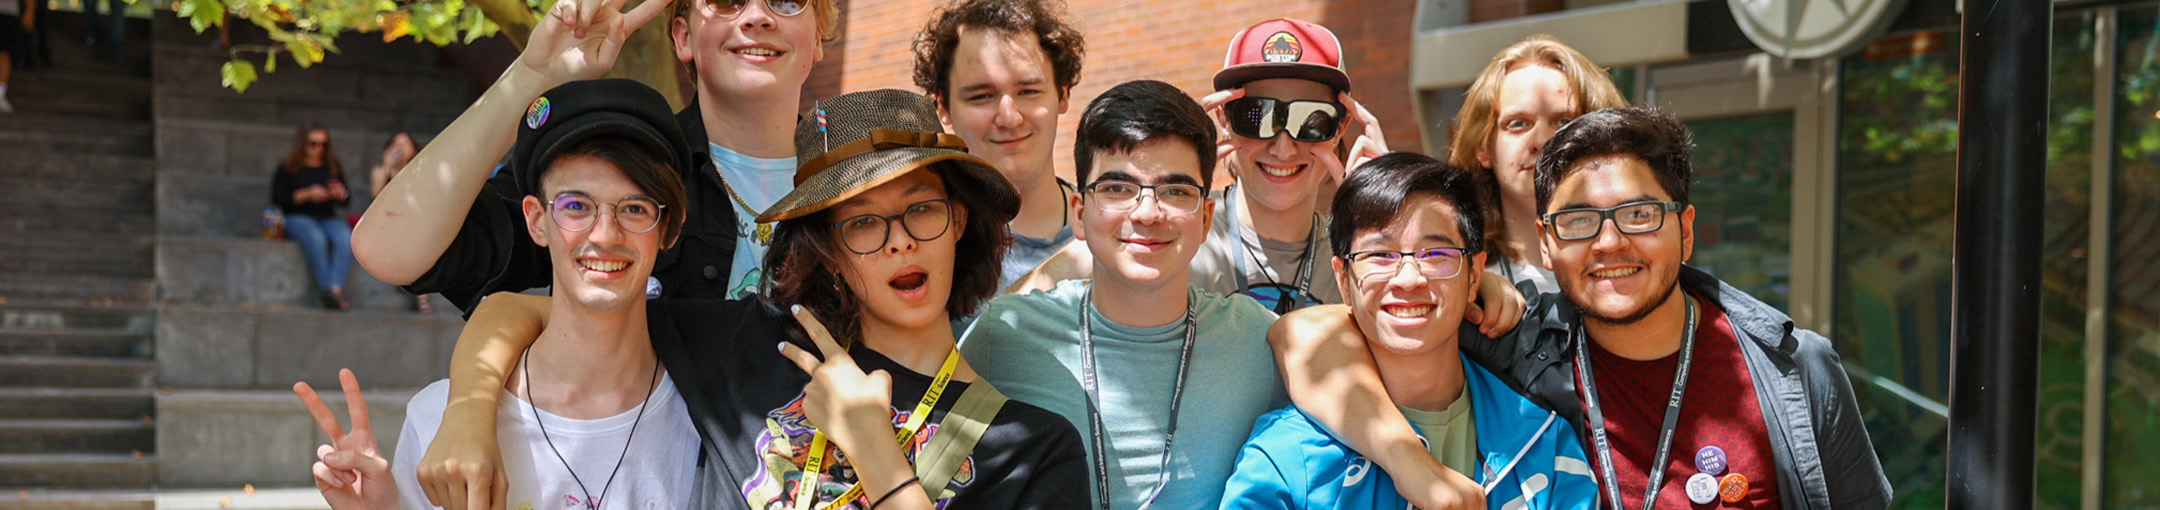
[646, 298, 1089, 510]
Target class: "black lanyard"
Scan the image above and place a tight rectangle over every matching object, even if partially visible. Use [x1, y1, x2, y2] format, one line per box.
[1574, 296, 1698, 510]
[1226, 186, 1318, 296]
[1078, 289, 1197, 510]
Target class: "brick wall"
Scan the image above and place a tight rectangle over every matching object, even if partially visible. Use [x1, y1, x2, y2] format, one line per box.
[800, 0, 1422, 180]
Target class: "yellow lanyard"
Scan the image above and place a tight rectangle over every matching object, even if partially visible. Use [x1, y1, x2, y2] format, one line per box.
[791, 348, 961, 510]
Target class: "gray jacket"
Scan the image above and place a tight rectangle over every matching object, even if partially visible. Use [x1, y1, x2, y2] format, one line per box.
[1461, 265, 1893, 509]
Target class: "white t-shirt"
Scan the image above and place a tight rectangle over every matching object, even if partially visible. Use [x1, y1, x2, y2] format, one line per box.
[709, 142, 798, 300]
[392, 375, 698, 510]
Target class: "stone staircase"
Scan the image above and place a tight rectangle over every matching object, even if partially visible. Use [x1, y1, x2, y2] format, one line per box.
[144, 13, 481, 490]
[0, 8, 500, 502]
[0, 9, 162, 505]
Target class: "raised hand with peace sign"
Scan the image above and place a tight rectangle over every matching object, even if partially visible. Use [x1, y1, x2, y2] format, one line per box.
[518, 0, 677, 89]
[774, 305, 935, 510]
[293, 369, 400, 510]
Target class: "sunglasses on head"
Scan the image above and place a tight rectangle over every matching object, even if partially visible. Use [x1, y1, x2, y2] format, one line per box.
[1225, 97, 1346, 143]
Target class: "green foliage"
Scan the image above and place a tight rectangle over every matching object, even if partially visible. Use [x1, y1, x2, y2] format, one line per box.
[161, 0, 515, 92]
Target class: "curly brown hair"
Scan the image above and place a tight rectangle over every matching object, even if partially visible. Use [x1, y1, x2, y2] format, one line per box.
[911, 0, 1085, 107]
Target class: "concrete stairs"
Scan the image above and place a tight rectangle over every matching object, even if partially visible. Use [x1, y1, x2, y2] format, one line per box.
[0, 8, 162, 498]
[142, 13, 481, 490]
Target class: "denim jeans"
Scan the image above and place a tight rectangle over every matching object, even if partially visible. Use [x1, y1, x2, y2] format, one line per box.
[284, 214, 353, 292]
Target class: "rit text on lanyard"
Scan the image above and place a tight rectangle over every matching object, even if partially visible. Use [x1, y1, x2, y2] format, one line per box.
[1575, 296, 1698, 510]
[789, 348, 961, 510]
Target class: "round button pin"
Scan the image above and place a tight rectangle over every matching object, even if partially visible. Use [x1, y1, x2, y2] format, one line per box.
[1685, 472, 1719, 505]
[1719, 473, 1750, 503]
[1695, 445, 1729, 476]
[646, 276, 663, 300]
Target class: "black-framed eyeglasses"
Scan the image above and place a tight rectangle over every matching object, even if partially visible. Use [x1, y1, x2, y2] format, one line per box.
[1225, 97, 1347, 142]
[1345, 247, 1473, 283]
[1082, 181, 1206, 214]
[706, 0, 807, 18]
[1541, 200, 1686, 241]
[831, 199, 954, 255]
[547, 192, 667, 234]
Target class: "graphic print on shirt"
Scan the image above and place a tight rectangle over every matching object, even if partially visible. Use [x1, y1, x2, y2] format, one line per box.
[742, 393, 978, 509]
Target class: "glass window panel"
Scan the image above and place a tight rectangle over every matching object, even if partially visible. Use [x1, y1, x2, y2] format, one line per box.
[2037, 11, 2096, 510]
[1686, 112, 1794, 310]
[1836, 30, 1959, 510]
[2108, 6, 2160, 507]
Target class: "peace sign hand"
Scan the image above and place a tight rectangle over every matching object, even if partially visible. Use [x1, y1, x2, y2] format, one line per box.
[518, 0, 676, 87]
[1312, 92, 1390, 182]
[293, 369, 400, 510]
[776, 305, 897, 451]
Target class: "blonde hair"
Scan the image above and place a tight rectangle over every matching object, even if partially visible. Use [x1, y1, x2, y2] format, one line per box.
[1446, 34, 1628, 261]
[672, 0, 842, 45]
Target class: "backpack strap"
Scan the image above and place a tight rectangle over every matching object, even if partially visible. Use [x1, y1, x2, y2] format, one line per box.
[914, 381, 1008, 498]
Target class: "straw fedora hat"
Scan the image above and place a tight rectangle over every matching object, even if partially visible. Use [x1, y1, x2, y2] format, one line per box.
[759, 89, 1018, 225]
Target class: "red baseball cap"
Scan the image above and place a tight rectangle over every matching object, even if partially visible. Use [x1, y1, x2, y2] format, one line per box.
[1214, 18, 1351, 92]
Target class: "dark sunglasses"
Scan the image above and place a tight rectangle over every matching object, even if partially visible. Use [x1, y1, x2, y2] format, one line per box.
[1225, 97, 1346, 143]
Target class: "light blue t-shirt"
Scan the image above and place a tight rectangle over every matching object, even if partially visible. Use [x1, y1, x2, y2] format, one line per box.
[709, 142, 797, 299]
[1000, 224, 1074, 291]
[959, 280, 1287, 510]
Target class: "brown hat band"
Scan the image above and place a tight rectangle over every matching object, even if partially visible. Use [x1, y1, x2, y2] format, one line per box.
[796, 129, 970, 185]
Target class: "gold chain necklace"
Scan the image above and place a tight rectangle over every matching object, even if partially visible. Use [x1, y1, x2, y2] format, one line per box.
[720, 174, 774, 244]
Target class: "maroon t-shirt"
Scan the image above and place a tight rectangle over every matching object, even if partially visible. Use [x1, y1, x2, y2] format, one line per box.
[1579, 294, 1780, 509]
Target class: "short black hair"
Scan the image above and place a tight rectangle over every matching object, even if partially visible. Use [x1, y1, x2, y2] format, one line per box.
[1329, 152, 1484, 258]
[1073, 80, 1216, 188]
[1534, 106, 1693, 214]
[913, 0, 1087, 106]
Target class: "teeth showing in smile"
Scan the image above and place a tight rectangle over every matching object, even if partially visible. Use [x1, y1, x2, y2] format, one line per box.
[1262, 164, 1300, 178]
[1384, 305, 1433, 318]
[580, 259, 627, 272]
[735, 48, 778, 57]
[1591, 267, 1640, 278]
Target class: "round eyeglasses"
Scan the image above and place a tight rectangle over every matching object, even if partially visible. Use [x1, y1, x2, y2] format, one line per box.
[831, 199, 954, 255]
[1345, 247, 1472, 283]
[1541, 200, 1685, 241]
[706, 0, 807, 18]
[1082, 181, 1206, 214]
[547, 192, 666, 234]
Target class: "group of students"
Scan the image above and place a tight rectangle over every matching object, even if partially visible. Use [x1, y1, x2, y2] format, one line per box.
[286, 0, 1895, 508]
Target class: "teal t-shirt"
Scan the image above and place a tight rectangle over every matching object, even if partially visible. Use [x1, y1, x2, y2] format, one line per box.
[708, 142, 796, 299]
[959, 280, 1288, 510]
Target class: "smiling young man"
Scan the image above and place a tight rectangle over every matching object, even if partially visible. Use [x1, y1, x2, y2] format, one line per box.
[1190, 17, 1397, 314]
[1273, 107, 1891, 510]
[354, 0, 842, 312]
[959, 80, 1286, 510]
[912, 0, 1086, 290]
[1221, 153, 1595, 510]
[298, 80, 700, 510]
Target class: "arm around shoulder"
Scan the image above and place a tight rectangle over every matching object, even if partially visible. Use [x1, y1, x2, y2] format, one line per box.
[410, 292, 552, 510]
[1267, 306, 1484, 510]
[1792, 329, 1894, 508]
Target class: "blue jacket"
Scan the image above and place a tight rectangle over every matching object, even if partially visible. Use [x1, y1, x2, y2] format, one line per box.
[1219, 354, 1598, 510]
